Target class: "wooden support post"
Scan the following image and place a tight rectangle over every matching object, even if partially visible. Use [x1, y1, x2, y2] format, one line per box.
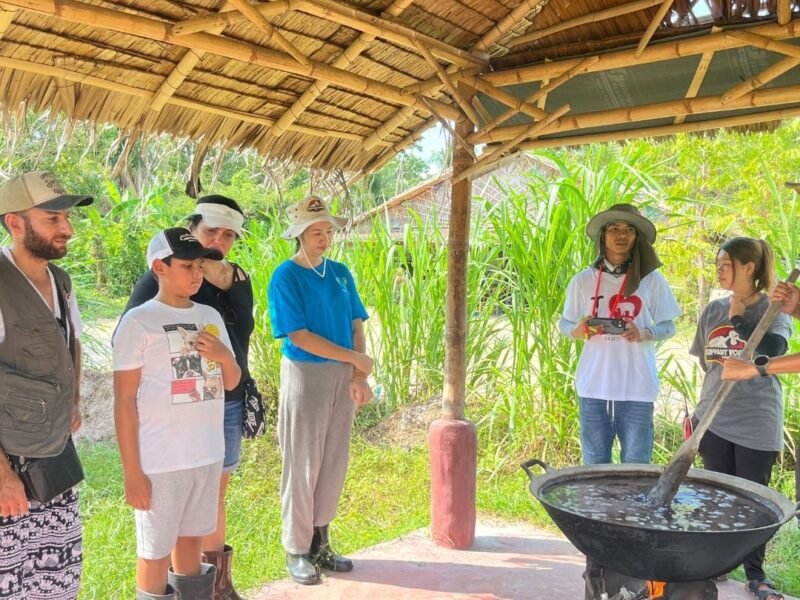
[429, 83, 477, 550]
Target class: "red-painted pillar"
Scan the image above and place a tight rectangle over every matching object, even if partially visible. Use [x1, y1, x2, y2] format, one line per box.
[429, 419, 477, 548]
[429, 93, 476, 549]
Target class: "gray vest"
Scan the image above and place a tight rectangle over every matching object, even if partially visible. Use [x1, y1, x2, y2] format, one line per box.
[0, 253, 76, 457]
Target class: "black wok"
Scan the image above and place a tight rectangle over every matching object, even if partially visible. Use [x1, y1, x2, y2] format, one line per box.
[522, 460, 800, 582]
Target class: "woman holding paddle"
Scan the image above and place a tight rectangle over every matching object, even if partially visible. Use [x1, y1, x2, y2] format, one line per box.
[691, 237, 791, 600]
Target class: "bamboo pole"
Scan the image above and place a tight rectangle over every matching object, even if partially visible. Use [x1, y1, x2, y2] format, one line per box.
[454, 103, 569, 184]
[674, 47, 714, 124]
[362, 106, 416, 151]
[0, 9, 16, 38]
[724, 30, 800, 60]
[477, 56, 597, 138]
[172, 0, 484, 68]
[417, 94, 477, 160]
[635, 0, 673, 58]
[778, 0, 792, 26]
[473, 0, 547, 53]
[4, 0, 462, 121]
[415, 41, 481, 127]
[270, 0, 414, 139]
[471, 83, 800, 143]
[171, 3, 284, 35]
[482, 22, 800, 86]
[463, 76, 548, 121]
[510, 0, 663, 48]
[720, 56, 800, 104]
[508, 106, 800, 150]
[228, 0, 310, 68]
[354, 120, 435, 178]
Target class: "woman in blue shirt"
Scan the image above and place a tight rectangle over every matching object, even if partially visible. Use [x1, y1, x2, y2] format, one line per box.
[268, 196, 373, 586]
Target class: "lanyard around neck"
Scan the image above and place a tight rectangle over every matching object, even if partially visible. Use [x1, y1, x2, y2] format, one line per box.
[591, 266, 631, 318]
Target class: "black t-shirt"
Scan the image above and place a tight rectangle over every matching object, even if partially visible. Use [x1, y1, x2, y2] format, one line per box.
[121, 264, 255, 402]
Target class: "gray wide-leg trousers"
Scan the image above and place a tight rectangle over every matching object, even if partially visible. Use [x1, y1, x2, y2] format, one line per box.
[278, 358, 355, 555]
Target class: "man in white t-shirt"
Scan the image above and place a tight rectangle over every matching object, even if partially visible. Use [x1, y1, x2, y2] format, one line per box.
[113, 227, 241, 600]
[559, 203, 682, 466]
[0, 171, 93, 600]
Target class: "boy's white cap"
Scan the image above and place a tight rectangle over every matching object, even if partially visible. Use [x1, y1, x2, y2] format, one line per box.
[146, 227, 223, 268]
[281, 196, 348, 240]
[193, 201, 244, 236]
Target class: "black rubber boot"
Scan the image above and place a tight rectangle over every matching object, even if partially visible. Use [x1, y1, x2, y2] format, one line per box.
[136, 585, 176, 599]
[310, 524, 353, 572]
[285, 552, 320, 585]
[168, 564, 216, 600]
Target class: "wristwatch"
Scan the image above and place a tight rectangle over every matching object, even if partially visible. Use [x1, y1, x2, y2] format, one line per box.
[753, 354, 771, 377]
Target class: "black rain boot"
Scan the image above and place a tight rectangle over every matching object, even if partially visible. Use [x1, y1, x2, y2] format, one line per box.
[285, 552, 320, 585]
[168, 564, 216, 600]
[136, 585, 176, 599]
[310, 524, 353, 572]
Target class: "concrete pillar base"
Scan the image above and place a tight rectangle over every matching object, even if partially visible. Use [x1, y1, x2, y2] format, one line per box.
[428, 418, 477, 549]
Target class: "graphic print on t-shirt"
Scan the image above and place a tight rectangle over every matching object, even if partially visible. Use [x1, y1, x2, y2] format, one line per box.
[164, 323, 224, 404]
[704, 324, 745, 364]
[608, 294, 642, 319]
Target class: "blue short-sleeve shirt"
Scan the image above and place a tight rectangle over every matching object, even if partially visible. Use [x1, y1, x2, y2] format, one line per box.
[268, 258, 369, 362]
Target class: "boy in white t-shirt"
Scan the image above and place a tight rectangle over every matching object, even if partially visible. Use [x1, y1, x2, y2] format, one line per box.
[113, 228, 241, 600]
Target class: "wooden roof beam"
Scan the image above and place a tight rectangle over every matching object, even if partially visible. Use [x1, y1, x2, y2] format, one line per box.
[721, 56, 800, 104]
[228, 0, 310, 68]
[415, 41, 481, 127]
[453, 103, 569, 184]
[778, 0, 792, 26]
[635, 0, 673, 58]
[5, 0, 461, 121]
[483, 21, 800, 86]
[510, 0, 663, 48]
[172, 0, 485, 68]
[269, 0, 414, 139]
[472, 83, 800, 144]
[513, 106, 800, 151]
[476, 55, 597, 138]
[0, 54, 390, 145]
[724, 30, 800, 59]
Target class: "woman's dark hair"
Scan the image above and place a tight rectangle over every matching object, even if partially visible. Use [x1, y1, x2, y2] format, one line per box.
[186, 194, 243, 230]
[720, 237, 776, 293]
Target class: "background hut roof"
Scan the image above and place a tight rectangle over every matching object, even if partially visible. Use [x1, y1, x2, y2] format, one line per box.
[1, 1, 799, 175]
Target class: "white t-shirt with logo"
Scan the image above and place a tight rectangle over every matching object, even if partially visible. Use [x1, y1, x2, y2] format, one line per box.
[562, 267, 682, 402]
[112, 299, 233, 474]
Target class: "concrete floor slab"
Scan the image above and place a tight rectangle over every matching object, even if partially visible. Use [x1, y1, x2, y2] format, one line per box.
[252, 521, 796, 600]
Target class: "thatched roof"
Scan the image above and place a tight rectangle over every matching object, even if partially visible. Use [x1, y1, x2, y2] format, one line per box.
[1, 1, 799, 176]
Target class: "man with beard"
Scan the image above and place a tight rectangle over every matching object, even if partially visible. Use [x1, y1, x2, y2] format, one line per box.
[0, 171, 92, 599]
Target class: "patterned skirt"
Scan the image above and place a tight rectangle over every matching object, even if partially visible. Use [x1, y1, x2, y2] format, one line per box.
[0, 488, 82, 599]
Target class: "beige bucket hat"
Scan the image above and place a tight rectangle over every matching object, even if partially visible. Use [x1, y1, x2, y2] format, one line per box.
[281, 196, 348, 240]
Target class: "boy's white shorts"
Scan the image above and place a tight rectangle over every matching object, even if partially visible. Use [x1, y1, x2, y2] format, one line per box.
[135, 461, 223, 559]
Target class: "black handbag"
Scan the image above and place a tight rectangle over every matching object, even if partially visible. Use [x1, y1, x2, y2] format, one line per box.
[242, 378, 266, 439]
[8, 437, 84, 505]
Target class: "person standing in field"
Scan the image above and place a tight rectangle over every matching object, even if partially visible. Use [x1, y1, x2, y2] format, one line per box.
[268, 196, 373, 585]
[560, 203, 681, 465]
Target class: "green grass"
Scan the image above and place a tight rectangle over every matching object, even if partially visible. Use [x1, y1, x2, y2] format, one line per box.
[77, 436, 430, 599]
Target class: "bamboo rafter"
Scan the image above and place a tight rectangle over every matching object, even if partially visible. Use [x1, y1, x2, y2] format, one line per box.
[362, 106, 416, 151]
[0, 54, 391, 145]
[415, 41, 481, 127]
[463, 76, 548, 122]
[720, 55, 800, 104]
[635, 0, 673, 58]
[3, 0, 462, 121]
[452, 103, 569, 184]
[473, 0, 547, 54]
[512, 106, 800, 151]
[0, 9, 16, 38]
[778, 0, 792, 25]
[416, 94, 477, 160]
[476, 55, 597, 139]
[724, 30, 800, 59]
[674, 50, 715, 124]
[268, 0, 414, 139]
[510, 0, 663, 48]
[172, 0, 485, 68]
[472, 83, 800, 144]
[228, 0, 310, 68]
[482, 22, 800, 87]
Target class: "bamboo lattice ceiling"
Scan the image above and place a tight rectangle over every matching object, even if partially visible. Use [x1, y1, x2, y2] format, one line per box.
[0, 0, 798, 176]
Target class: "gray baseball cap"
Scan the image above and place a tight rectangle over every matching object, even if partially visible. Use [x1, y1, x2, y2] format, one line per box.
[0, 171, 93, 215]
